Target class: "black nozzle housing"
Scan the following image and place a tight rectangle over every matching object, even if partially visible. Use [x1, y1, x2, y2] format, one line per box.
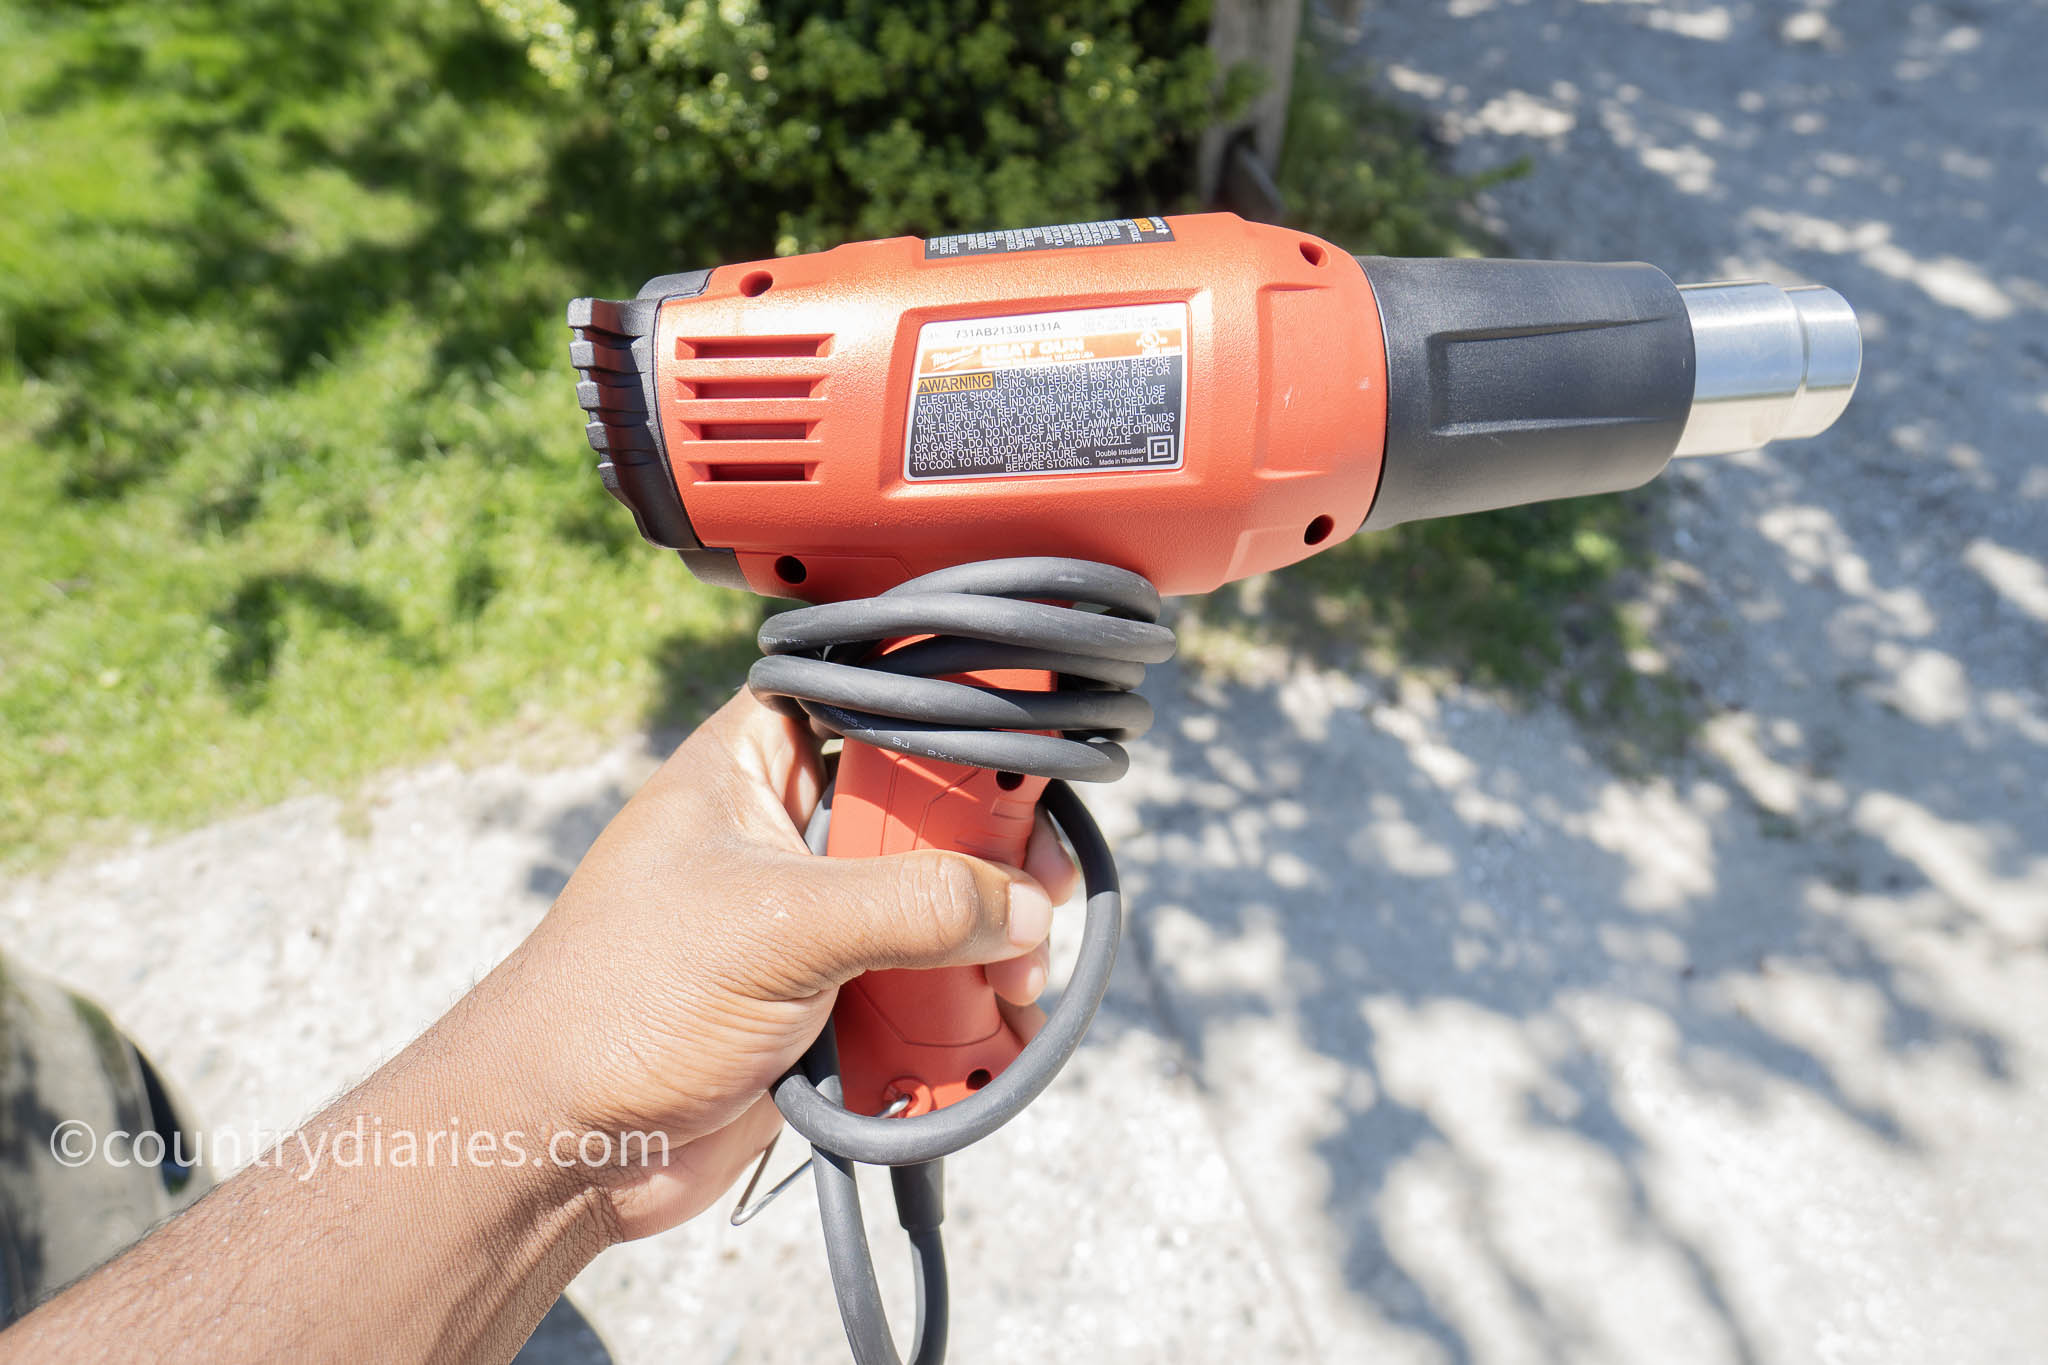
[1354, 256, 1695, 531]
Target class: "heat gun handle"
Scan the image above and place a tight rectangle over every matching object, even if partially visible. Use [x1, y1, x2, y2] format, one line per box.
[825, 712, 1051, 1119]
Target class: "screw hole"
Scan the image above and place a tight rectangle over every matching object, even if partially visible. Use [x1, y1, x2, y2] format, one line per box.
[966, 1069, 992, 1091]
[739, 270, 773, 297]
[994, 770, 1025, 791]
[1299, 240, 1327, 267]
[774, 554, 807, 584]
[1305, 514, 1335, 545]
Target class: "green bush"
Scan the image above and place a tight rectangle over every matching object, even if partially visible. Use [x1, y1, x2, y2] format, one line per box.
[485, 0, 1231, 261]
[0, 0, 1242, 865]
[3, 0, 1670, 867]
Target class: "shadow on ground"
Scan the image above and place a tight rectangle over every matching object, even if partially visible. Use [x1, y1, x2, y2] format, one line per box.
[505, 5, 2045, 1357]
[39, 0, 2019, 1358]
[516, 1296, 612, 1365]
[1066, 3, 2048, 1359]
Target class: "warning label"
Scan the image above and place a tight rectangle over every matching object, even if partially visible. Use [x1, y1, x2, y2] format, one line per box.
[903, 303, 1189, 481]
[914, 372, 997, 396]
[923, 217, 1174, 259]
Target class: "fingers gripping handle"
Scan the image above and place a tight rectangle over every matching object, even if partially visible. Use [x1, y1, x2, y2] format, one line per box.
[825, 731, 1049, 1117]
[792, 761, 1119, 1365]
[751, 556, 1173, 1166]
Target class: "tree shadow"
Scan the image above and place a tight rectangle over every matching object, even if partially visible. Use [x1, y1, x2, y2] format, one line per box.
[210, 571, 430, 706]
[514, 1295, 614, 1365]
[24, 2, 2045, 1358]
[1183, 484, 1702, 777]
[1089, 2, 2048, 1359]
[1101, 613, 2022, 1356]
[641, 598, 779, 737]
[16, 0, 788, 719]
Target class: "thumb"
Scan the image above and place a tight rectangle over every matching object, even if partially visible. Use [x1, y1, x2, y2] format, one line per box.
[794, 848, 1055, 987]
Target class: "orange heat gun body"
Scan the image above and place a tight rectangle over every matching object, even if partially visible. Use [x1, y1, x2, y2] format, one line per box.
[568, 212, 1859, 1362]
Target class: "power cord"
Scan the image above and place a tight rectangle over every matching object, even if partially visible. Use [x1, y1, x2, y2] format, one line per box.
[746, 558, 1174, 1365]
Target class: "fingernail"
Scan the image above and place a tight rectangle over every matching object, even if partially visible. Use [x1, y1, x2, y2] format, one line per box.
[1024, 964, 1047, 1001]
[1007, 882, 1053, 949]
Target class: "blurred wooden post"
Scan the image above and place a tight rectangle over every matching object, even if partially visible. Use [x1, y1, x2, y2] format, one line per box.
[1199, 0, 1304, 219]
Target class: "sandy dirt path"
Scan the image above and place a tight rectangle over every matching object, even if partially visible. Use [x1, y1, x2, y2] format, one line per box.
[5, 3, 2045, 1361]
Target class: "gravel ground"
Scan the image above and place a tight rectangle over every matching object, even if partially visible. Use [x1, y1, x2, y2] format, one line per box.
[5, 1, 2046, 1361]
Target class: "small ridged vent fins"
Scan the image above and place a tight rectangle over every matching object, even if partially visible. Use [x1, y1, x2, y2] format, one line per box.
[565, 269, 712, 550]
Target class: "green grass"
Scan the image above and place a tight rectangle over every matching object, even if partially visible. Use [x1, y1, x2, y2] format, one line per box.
[1, 2, 1679, 869]
[0, 0, 761, 865]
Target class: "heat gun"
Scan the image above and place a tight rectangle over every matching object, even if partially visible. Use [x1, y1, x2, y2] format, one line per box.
[566, 211, 1859, 1363]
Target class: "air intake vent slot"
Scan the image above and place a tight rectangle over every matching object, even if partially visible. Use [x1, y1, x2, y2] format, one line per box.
[688, 421, 813, 442]
[703, 462, 811, 482]
[684, 377, 820, 400]
[681, 336, 831, 360]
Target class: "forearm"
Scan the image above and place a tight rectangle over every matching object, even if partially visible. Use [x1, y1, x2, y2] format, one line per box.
[0, 692, 1055, 1358]
[3, 956, 614, 1364]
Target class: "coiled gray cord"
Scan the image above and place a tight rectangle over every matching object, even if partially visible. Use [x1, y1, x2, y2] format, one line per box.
[751, 557, 1169, 784]
[747, 558, 1174, 1365]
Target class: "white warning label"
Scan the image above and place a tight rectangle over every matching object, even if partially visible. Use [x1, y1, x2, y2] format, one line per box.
[903, 303, 1189, 481]
[923, 217, 1175, 258]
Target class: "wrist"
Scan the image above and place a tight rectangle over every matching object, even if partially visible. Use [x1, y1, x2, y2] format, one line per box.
[390, 947, 628, 1252]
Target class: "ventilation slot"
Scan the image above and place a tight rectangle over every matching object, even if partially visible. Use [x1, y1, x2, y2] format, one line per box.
[683, 377, 820, 400]
[681, 336, 831, 360]
[703, 462, 811, 482]
[689, 421, 812, 442]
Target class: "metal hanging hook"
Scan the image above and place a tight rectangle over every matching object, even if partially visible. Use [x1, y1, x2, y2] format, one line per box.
[730, 1095, 911, 1228]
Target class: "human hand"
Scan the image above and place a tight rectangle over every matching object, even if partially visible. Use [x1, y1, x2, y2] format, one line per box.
[491, 689, 1073, 1241]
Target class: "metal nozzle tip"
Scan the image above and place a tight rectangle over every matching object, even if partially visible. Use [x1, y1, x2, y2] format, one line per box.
[1673, 280, 1862, 456]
